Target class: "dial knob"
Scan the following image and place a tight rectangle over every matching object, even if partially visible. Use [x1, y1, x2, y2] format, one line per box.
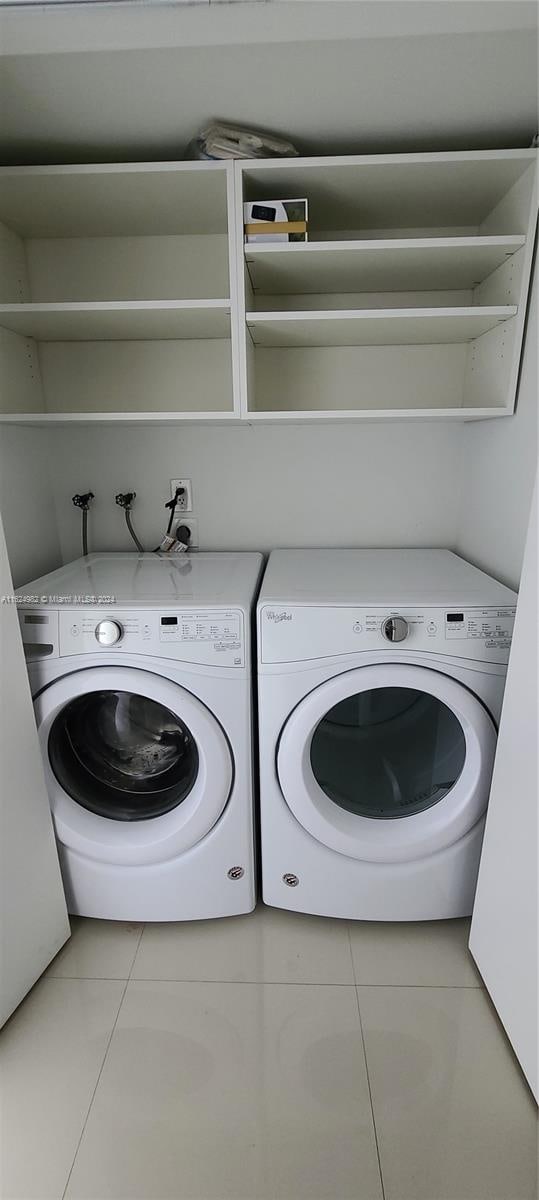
[95, 619, 123, 646]
[382, 615, 409, 643]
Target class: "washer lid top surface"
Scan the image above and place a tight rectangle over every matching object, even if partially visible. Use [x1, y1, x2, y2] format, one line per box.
[17, 551, 263, 610]
[258, 549, 517, 608]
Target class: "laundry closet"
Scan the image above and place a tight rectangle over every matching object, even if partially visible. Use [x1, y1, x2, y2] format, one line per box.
[0, 6, 537, 1193]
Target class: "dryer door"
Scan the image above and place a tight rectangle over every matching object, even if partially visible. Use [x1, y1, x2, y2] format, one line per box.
[36, 667, 233, 865]
[277, 664, 497, 863]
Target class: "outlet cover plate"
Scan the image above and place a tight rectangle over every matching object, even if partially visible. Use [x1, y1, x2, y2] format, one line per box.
[173, 517, 198, 548]
[170, 479, 192, 513]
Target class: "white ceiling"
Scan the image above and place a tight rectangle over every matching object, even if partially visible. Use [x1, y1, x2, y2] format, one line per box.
[0, 2, 537, 164]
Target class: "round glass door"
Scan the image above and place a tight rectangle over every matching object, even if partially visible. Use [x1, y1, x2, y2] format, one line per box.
[310, 687, 467, 819]
[36, 666, 234, 866]
[49, 690, 199, 821]
[277, 663, 497, 863]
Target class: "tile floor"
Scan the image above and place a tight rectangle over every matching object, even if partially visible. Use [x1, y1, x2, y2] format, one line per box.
[0, 906, 536, 1200]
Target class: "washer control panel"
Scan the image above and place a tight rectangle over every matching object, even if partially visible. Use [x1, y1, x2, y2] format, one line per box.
[159, 612, 241, 646]
[53, 608, 245, 667]
[260, 604, 516, 664]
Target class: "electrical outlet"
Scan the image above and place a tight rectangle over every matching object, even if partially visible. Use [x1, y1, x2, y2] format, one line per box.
[174, 517, 198, 548]
[170, 478, 192, 512]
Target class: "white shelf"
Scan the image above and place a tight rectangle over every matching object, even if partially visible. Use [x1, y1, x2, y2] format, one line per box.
[246, 307, 517, 348]
[0, 412, 238, 425]
[244, 408, 512, 423]
[245, 237, 525, 295]
[0, 301, 231, 342]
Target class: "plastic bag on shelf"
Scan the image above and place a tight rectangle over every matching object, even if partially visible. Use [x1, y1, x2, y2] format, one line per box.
[189, 121, 299, 161]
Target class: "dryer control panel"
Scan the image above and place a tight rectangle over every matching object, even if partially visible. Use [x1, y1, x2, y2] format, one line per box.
[259, 604, 516, 665]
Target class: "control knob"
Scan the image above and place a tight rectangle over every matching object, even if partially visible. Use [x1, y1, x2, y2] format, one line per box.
[95, 619, 123, 646]
[382, 615, 409, 643]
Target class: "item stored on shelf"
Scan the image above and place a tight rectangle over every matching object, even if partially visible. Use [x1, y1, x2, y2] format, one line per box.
[191, 122, 299, 161]
[244, 199, 308, 243]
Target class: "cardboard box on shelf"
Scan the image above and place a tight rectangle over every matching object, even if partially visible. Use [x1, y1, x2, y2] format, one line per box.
[244, 199, 308, 243]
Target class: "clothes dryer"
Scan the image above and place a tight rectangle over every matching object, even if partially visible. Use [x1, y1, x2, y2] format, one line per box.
[257, 550, 516, 920]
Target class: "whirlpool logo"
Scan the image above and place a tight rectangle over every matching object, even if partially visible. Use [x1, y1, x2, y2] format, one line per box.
[265, 610, 293, 623]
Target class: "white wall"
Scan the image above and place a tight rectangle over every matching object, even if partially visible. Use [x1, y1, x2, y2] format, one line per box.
[0, 426, 62, 587]
[456, 268, 538, 589]
[1, 10, 537, 162]
[47, 421, 463, 564]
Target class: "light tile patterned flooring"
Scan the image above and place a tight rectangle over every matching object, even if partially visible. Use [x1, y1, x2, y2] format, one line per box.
[0, 906, 536, 1200]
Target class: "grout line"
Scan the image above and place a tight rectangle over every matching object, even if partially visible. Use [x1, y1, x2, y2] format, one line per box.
[347, 923, 358, 985]
[339, 981, 483, 989]
[115, 977, 483, 988]
[350, 927, 387, 1200]
[126, 976, 359, 986]
[128, 923, 146, 981]
[46, 974, 131, 981]
[45, 966, 482, 990]
[61, 977, 129, 1200]
[356, 988, 387, 1200]
[345, 919, 356, 982]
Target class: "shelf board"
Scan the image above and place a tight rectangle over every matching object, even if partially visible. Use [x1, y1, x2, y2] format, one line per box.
[245, 237, 525, 294]
[0, 412, 238, 425]
[246, 306, 517, 348]
[243, 407, 512, 423]
[0, 301, 231, 342]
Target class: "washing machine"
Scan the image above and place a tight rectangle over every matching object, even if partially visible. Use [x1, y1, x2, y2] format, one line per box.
[18, 552, 262, 922]
[257, 549, 517, 921]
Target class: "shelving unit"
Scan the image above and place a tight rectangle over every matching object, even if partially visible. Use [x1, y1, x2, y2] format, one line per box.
[236, 150, 537, 421]
[0, 150, 535, 422]
[0, 161, 238, 420]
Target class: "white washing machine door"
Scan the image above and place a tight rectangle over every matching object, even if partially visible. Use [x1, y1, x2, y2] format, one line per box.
[36, 666, 233, 865]
[277, 663, 496, 864]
